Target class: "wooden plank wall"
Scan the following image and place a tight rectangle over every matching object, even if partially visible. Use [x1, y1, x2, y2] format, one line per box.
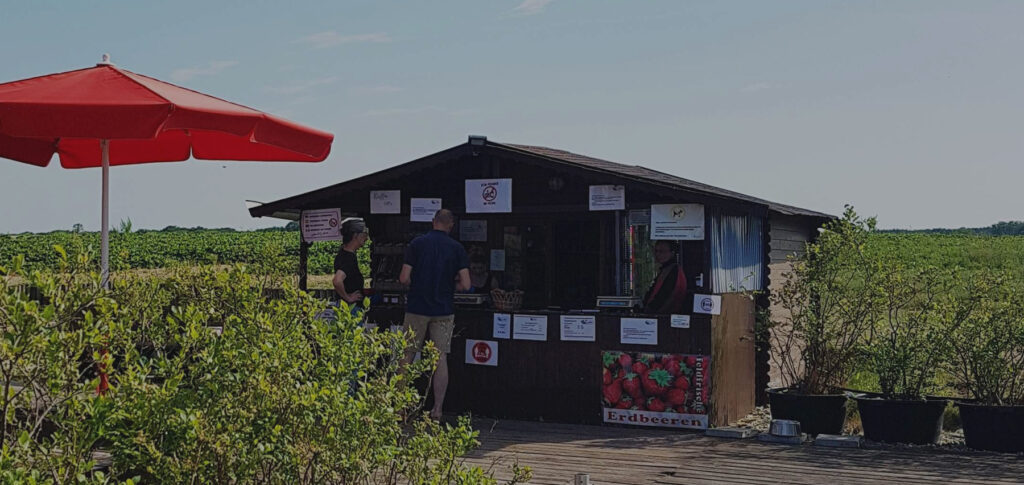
[710, 293, 756, 426]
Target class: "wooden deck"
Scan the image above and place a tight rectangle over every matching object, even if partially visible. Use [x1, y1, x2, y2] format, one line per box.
[461, 419, 1024, 485]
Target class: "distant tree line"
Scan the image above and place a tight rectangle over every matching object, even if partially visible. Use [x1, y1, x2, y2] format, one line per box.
[881, 221, 1024, 236]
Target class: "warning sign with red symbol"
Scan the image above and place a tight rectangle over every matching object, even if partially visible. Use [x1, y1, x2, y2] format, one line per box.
[300, 208, 343, 242]
[465, 179, 512, 213]
[465, 339, 498, 366]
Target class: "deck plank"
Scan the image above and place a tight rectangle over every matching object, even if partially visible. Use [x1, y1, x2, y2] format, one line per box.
[463, 418, 1024, 484]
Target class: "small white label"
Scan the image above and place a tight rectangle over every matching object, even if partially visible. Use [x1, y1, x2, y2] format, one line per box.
[693, 294, 722, 315]
[620, 318, 658, 345]
[560, 315, 596, 342]
[671, 314, 691, 329]
[493, 313, 511, 339]
[513, 314, 548, 341]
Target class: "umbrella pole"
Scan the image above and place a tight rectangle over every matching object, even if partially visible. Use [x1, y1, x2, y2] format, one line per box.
[101, 139, 110, 289]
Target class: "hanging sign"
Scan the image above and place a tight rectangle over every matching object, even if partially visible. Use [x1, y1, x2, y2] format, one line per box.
[370, 190, 401, 214]
[465, 340, 498, 366]
[693, 294, 722, 315]
[651, 204, 704, 240]
[300, 208, 343, 242]
[493, 313, 511, 339]
[410, 198, 441, 222]
[671, 314, 691, 329]
[560, 315, 596, 342]
[465, 179, 512, 213]
[589, 185, 626, 211]
[513, 314, 548, 341]
[459, 220, 487, 242]
[620, 317, 658, 345]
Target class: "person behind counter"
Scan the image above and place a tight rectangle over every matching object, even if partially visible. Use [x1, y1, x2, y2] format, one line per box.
[398, 209, 471, 420]
[332, 218, 369, 305]
[468, 255, 500, 294]
[643, 240, 687, 314]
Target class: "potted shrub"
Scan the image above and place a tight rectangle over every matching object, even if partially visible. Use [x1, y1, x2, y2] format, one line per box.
[768, 207, 878, 435]
[855, 264, 948, 445]
[941, 272, 1024, 452]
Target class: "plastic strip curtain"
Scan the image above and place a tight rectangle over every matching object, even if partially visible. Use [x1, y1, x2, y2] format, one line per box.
[710, 213, 764, 293]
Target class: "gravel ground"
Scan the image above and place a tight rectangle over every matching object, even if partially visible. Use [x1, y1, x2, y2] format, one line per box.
[729, 406, 972, 450]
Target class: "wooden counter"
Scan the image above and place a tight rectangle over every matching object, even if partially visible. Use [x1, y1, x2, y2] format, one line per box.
[366, 306, 715, 425]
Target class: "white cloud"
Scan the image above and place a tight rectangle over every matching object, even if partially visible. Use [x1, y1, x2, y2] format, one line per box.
[740, 82, 771, 93]
[265, 77, 339, 95]
[170, 60, 239, 83]
[294, 31, 392, 49]
[513, 0, 555, 16]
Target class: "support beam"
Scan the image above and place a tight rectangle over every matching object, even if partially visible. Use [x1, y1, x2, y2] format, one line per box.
[298, 238, 311, 291]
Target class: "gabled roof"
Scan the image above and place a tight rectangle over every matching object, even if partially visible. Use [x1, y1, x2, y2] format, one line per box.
[499, 143, 833, 219]
[248, 138, 833, 220]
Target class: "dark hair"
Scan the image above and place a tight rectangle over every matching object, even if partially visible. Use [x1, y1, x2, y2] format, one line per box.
[654, 240, 679, 253]
[433, 209, 455, 225]
[341, 218, 367, 244]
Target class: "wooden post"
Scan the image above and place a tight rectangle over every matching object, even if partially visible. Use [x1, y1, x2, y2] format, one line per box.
[710, 293, 756, 426]
[299, 237, 310, 292]
[574, 473, 590, 485]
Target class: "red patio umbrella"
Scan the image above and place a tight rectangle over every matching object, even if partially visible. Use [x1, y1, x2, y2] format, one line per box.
[0, 55, 334, 286]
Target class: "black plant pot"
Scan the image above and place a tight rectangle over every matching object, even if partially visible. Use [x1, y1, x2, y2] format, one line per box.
[957, 402, 1024, 453]
[767, 388, 848, 436]
[855, 397, 946, 445]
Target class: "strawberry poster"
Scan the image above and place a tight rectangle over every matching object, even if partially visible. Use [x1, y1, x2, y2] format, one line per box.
[601, 351, 711, 430]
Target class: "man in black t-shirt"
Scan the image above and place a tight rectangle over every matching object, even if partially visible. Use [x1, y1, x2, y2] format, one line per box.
[332, 218, 368, 305]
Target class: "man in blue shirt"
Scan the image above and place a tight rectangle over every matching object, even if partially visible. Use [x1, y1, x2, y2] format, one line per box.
[399, 209, 471, 420]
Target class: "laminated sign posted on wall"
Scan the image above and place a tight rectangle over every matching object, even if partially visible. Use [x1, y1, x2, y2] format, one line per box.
[410, 198, 441, 222]
[370, 190, 401, 214]
[651, 204, 704, 240]
[300, 208, 342, 242]
[466, 179, 512, 213]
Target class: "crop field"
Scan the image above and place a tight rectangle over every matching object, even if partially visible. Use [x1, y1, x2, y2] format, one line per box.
[0, 229, 368, 277]
[4, 230, 1023, 278]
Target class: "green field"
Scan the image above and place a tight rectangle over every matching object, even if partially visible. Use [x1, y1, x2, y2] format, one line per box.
[0, 229, 368, 276]
[5, 230, 1023, 277]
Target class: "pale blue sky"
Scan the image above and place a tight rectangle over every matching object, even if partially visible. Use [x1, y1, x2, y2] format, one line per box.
[2, 1, 1023, 232]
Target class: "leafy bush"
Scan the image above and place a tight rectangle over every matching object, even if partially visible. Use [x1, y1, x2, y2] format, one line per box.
[1, 251, 528, 484]
[769, 206, 880, 394]
[860, 264, 949, 400]
[939, 272, 1024, 405]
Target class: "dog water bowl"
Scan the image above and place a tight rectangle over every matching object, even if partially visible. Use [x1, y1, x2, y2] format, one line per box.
[769, 419, 802, 437]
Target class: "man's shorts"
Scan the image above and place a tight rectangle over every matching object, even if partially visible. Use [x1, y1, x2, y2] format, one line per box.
[402, 313, 455, 354]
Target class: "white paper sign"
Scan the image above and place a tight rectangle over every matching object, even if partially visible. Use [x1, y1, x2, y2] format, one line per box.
[589, 185, 625, 211]
[560, 315, 596, 342]
[671, 314, 691, 329]
[466, 179, 512, 213]
[410, 198, 441, 222]
[459, 220, 487, 242]
[651, 204, 704, 240]
[620, 318, 659, 345]
[490, 249, 506, 271]
[513, 314, 548, 341]
[370, 190, 401, 214]
[493, 313, 511, 339]
[693, 294, 722, 315]
[300, 208, 343, 242]
[465, 339, 498, 366]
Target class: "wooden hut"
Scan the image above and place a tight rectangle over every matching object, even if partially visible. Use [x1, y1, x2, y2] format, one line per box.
[249, 136, 832, 428]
